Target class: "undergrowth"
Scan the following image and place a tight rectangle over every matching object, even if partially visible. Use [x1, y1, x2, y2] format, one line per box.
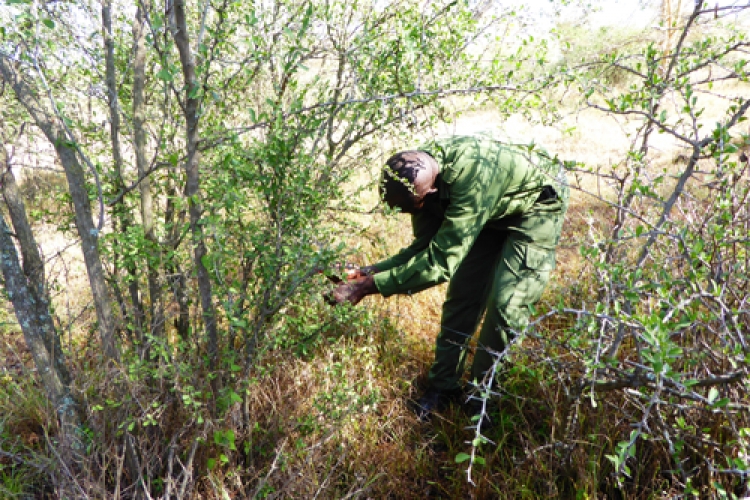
[3, 171, 749, 498]
[4, 270, 747, 499]
[4, 153, 749, 498]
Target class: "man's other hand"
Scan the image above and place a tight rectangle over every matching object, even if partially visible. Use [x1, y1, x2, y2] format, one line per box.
[326, 275, 377, 306]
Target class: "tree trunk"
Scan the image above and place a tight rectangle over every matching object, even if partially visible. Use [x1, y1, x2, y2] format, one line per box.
[0, 166, 71, 385]
[132, 0, 165, 339]
[103, 0, 146, 341]
[169, 0, 218, 369]
[0, 57, 120, 361]
[0, 212, 82, 470]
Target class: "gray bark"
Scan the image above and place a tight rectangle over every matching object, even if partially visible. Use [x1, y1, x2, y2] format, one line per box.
[0, 163, 71, 385]
[102, 0, 146, 340]
[0, 214, 82, 472]
[133, 0, 164, 339]
[0, 57, 120, 361]
[170, 0, 218, 366]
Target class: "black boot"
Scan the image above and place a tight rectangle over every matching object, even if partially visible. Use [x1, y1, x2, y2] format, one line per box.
[410, 387, 464, 421]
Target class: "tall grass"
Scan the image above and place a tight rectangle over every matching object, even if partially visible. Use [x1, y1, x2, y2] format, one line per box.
[0, 130, 697, 500]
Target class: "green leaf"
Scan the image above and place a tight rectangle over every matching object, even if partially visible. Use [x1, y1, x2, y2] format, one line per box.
[152, 14, 163, 32]
[201, 254, 211, 269]
[712, 398, 730, 408]
[156, 68, 173, 82]
[42, 18, 55, 29]
[605, 454, 620, 468]
[231, 318, 247, 328]
[455, 452, 471, 464]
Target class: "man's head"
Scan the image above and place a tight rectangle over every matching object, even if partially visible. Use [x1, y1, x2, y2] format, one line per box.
[381, 151, 439, 214]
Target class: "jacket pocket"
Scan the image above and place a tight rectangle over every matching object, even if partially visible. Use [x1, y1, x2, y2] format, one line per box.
[524, 244, 556, 271]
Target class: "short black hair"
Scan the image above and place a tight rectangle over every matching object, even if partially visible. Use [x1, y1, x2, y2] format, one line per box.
[381, 151, 430, 200]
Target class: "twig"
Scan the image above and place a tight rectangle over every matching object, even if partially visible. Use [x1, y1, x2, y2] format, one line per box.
[177, 437, 200, 499]
[252, 438, 287, 498]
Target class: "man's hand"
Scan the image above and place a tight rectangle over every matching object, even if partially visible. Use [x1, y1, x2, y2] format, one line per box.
[343, 265, 378, 281]
[319, 264, 378, 284]
[327, 275, 378, 306]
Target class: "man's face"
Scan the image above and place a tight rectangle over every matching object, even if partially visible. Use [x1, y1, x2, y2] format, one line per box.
[383, 190, 430, 215]
[380, 151, 439, 214]
[382, 174, 438, 214]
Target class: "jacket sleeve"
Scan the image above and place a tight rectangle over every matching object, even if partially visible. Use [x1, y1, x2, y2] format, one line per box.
[373, 161, 506, 297]
[371, 210, 442, 273]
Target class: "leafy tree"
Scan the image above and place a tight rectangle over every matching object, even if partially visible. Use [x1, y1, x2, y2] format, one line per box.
[474, 1, 750, 495]
[0, 0, 517, 494]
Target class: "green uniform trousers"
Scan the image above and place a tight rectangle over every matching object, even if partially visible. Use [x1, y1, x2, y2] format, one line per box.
[427, 192, 568, 392]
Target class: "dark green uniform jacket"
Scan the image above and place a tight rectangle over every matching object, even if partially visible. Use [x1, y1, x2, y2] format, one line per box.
[373, 136, 566, 297]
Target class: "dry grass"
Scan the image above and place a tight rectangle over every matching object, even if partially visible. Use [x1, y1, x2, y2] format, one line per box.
[0, 140, 668, 499]
[4, 74, 750, 498]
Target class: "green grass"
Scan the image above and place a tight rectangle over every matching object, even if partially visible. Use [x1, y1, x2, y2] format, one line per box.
[0, 369, 52, 500]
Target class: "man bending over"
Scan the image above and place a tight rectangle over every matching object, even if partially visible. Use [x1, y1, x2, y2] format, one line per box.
[329, 135, 568, 419]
